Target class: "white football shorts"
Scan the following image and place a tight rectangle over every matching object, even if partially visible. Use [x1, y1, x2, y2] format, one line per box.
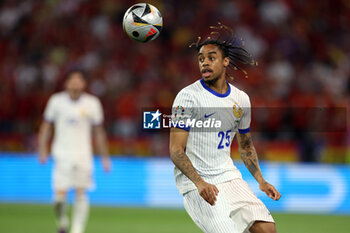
[183, 178, 274, 233]
[52, 157, 94, 191]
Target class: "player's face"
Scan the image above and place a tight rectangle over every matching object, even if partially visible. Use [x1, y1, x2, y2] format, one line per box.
[198, 44, 229, 84]
[65, 72, 86, 100]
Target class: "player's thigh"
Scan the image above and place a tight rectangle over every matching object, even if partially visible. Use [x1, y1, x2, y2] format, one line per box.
[224, 179, 274, 233]
[72, 162, 94, 190]
[183, 189, 239, 233]
[249, 221, 277, 233]
[53, 160, 74, 191]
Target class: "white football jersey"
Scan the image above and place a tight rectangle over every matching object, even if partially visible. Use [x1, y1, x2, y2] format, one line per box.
[172, 79, 251, 194]
[44, 92, 103, 162]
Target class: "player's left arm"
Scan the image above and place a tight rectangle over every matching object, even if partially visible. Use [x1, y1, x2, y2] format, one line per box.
[236, 132, 281, 201]
[93, 125, 111, 172]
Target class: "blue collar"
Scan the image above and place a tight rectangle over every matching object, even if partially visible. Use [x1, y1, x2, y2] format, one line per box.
[200, 79, 231, 98]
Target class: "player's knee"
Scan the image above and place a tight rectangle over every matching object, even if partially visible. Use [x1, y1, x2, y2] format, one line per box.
[54, 190, 67, 203]
[250, 221, 277, 233]
[75, 189, 88, 202]
[264, 225, 277, 233]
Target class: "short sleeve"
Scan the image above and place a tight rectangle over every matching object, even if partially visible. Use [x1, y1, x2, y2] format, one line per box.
[238, 92, 251, 134]
[171, 89, 195, 131]
[91, 98, 104, 126]
[43, 95, 57, 123]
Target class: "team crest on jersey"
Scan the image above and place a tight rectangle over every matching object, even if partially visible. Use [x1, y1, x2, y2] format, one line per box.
[80, 108, 87, 117]
[233, 102, 242, 118]
[174, 106, 185, 120]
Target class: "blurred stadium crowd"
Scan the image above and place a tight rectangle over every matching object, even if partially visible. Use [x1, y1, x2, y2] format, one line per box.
[0, 0, 349, 162]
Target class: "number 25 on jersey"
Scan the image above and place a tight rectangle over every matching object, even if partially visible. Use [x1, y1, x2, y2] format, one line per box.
[218, 130, 232, 149]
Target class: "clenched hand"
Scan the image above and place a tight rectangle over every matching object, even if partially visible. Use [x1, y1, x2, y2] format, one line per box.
[195, 180, 219, 206]
[260, 181, 281, 201]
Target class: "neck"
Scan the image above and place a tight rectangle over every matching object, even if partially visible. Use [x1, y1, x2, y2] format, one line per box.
[205, 76, 228, 94]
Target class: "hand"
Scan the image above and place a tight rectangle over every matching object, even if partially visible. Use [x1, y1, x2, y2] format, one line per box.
[102, 156, 111, 173]
[259, 181, 281, 201]
[38, 149, 49, 164]
[195, 180, 219, 206]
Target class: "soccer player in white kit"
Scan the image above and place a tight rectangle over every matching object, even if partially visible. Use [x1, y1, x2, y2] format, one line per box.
[169, 25, 281, 233]
[38, 70, 111, 233]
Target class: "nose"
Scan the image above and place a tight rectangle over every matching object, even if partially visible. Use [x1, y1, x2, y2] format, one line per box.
[202, 58, 209, 67]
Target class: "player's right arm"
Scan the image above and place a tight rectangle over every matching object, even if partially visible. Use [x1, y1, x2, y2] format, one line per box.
[169, 128, 219, 205]
[38, 120, 53, 164]
[38, 95, 56, 164]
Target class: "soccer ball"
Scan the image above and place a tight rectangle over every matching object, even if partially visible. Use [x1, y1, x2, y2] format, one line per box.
[122, 3, 163, 43]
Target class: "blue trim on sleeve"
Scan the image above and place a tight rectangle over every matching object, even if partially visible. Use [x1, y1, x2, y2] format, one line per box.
[176, 126, 190, 131]
[238, 127, 250, 134]
[200, 79, 231, 98]
[171, 122, 190, 131]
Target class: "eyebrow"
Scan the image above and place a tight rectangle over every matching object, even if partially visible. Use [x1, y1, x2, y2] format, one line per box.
[198, 51, 217, 56]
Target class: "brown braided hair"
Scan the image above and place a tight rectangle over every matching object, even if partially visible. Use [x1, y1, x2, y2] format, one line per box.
[190, 22, 257, 80]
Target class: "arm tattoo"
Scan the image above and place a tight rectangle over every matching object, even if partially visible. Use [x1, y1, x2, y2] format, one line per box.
[246, 158, 258, 177]
[171, 150, 202, 184]
[238, 133, 265, 183]
[239, 133, 252, 151]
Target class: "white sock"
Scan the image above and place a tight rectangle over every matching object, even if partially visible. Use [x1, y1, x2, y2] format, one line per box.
[70, 193, 89, 233]
[54, 194, 69, 231]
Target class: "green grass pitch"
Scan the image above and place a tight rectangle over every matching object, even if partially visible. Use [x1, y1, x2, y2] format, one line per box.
[0, 203, 349, 233]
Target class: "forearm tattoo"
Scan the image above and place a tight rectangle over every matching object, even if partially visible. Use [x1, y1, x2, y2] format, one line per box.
[239, 134, 265, 183]
[171, 150, 202, 184]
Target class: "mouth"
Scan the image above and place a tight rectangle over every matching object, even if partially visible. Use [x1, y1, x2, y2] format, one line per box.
[201, 68, 213, 78]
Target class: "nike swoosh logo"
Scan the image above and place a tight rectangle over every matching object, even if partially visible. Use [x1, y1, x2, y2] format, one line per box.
[204, 112, 215, 118]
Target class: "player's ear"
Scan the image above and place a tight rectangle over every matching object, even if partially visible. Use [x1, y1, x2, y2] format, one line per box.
[223, 57, 230, 67]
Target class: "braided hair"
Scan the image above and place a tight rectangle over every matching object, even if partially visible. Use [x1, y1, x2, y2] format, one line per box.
[190, 22, 257, 79]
